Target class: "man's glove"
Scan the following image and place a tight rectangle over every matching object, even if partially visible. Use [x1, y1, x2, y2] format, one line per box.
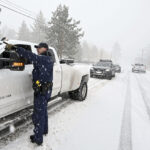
[5, 43, 17, 51]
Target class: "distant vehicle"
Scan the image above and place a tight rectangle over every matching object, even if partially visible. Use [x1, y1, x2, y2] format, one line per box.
[132, 63, 146, 73]
[113, 64, 121, 73]
[90, 59, 115, 80]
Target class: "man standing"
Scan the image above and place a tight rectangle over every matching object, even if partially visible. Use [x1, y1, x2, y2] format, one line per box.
[15, 43, 54, 145]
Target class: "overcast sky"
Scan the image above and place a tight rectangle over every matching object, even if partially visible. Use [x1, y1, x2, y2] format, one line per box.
[1, 0, 150, 60]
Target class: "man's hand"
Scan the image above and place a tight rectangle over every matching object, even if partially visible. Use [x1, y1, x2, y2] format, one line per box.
[5, 43, 17, 51]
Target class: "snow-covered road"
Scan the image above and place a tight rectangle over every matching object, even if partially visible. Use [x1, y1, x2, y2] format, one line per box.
[1, 71, 150, 150]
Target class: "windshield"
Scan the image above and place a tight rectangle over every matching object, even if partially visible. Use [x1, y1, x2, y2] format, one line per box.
[95, 62, 112, 67]
[135, 64, 144, 66]
[134, 64, 145, 69]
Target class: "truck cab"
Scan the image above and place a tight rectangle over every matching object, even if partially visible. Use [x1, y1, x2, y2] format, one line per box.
[0, 40, 89, 118]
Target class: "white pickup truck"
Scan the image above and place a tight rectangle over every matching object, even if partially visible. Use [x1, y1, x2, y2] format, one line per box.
[0, 40, 89, 119]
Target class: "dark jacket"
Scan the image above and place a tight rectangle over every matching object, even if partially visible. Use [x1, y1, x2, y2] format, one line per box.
[16, 47, 54, 83]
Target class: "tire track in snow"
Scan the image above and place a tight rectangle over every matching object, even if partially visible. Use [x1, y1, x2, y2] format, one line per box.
[89, 80, 108, 90]
[135, 75, 150, 120]
[118, 75, 132, 150]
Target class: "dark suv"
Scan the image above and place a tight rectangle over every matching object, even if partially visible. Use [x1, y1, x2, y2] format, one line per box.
[90, 59, 116, 80]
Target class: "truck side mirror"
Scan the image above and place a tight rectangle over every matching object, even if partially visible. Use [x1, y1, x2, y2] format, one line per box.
[0, 51, 25, 71]
[10, 61, 25, 71]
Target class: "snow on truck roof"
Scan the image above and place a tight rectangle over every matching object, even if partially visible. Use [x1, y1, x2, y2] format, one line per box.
[6, 40, 55, 50]
[7, 40, 37, 46]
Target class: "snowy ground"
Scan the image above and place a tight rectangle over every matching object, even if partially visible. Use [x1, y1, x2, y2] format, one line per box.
[1, 70, 150, 150]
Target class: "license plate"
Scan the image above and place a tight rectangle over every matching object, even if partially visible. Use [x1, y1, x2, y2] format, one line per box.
[96, 71, 102, 74]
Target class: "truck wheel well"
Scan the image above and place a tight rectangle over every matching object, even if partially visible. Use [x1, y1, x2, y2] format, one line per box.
[81, 74, 89, 83]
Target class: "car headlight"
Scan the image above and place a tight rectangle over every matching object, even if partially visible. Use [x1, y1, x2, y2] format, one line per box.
[105, 69, 110, 71]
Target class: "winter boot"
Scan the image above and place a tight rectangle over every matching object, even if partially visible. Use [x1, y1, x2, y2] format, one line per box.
[43, 131, 48, 136]
[30, 135, 43, 146]
[30, 135, 35, 143]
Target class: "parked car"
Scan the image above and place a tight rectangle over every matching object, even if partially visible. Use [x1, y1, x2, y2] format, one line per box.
[90, 59, 115, 80]
[0, 40, 89, 118]
[132, 63, 146, 73]
[113, 64, 121, 73]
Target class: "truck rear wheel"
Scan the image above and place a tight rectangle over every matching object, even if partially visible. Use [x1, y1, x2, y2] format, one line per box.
[69, 82, 88, 101]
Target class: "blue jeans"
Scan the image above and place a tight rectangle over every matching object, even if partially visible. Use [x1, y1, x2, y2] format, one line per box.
[32, 90, 52, 143]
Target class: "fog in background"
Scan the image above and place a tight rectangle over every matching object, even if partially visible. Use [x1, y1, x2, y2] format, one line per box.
[1, 0, 150, 65]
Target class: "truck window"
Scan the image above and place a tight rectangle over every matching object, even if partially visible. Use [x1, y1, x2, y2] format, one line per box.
[15, 44, 32, 65]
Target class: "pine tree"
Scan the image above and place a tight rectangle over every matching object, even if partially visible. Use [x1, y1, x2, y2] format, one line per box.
[91, 45, 99, 62]
[81, 41, 91, 61]
[111, 42, 121, 63]
[1, 26, 17, 39]
[18, 21, 30, 41]
[31, 11, 46, 43]
[46, 5, 84, 58]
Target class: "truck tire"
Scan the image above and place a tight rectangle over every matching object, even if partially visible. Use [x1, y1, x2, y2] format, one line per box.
[69, 82, 88, 101]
